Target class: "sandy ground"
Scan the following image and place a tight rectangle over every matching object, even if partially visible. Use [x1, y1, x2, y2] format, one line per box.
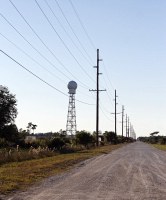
[1, 141, 166, 200]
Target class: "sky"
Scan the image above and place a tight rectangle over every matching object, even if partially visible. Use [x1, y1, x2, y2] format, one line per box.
[0, 0, 166, 138]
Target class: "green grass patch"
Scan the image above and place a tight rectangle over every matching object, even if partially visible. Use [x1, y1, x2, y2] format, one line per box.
[152, 144, 166, 151]
[0, 144, 124, 194]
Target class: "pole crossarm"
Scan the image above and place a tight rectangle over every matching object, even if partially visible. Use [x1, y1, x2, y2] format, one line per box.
[89, 89, 106, 92]
[111, 112, 122, 115]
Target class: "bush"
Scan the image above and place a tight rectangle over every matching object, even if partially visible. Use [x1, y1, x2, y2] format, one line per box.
[48, 137, 65, 151]
[76, 131, 93, 148]
[103, 131, 117, 144]
[0, 124, 19, 143]
[0, 138, 8, 148]
[158, 137, 166, 145]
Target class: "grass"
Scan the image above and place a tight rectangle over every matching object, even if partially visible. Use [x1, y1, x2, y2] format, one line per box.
[0, 144, 125, 194]
[152, 144, 166, 151]
[0, 148, 57, 165]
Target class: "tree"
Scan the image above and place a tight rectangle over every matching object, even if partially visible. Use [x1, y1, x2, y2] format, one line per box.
[0, 85, 17, 131]
[27, 122, 32, 134]
[76, 131, 93, 148]
[150, 131, 159, 136]
[18, 128, 29, 139]
[1, 124, 19, 143]
[48, 137, 65, 151]
[32, 124, 37, 134]
[27, 122, 37, 134]
[103, 131, 117, 144]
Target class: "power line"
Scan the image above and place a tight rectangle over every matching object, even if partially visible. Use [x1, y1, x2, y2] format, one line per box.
[0, 13, 72, 83]
[99, 105, 111, 121]
[69, 0, 96, 50]
[7, 0, 89, 90]
[0, 32, 95, 100]
[99, 101, 112, 114]
[44, 0, 93, 66]
[101, 75, 115, 107]
[1, 49, 67, 96]
[102, 59, 124, 107]
[0, 50, 94, 106]
[54, 0, 94, 65]
[35, 0, 95, 84]
[102, 60, 115, 91]
[0, 32, 67, 84]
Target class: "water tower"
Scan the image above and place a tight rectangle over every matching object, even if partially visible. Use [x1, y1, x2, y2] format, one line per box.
[66, 81, 77, 135]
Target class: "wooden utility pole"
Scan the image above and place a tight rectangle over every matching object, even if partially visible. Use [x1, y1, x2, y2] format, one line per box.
[126, 114, 128, 138]
[96, 49, 99, 146]
[111, 90, 121, 137]
[114, 90, 118, 136]
[122, 105, 124, 138]
[89, 49, 106, 146]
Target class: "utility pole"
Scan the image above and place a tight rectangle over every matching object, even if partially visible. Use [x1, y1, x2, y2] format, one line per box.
[114, 90, 118, 136]
[96, 49, 100, 146]
[126, 114, 128, 138]
[89, 49, 106, 146]
[122, 105, 124, 138]
[111, 90, 121, 137]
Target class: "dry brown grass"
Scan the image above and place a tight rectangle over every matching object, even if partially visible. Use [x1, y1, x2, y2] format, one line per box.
[152, 144, 166, 151]
[0, 144, 125, 194]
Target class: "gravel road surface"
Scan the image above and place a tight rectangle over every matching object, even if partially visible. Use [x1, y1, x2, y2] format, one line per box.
[2, 141, 166, 200]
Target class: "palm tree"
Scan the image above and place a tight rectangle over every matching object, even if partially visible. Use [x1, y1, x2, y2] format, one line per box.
[27, 122, 32, 134]
[27, 122, 37, 134]
[32, 124, 37, 134]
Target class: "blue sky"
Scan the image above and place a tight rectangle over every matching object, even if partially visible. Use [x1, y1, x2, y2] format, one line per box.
[0, 0, 166, 138]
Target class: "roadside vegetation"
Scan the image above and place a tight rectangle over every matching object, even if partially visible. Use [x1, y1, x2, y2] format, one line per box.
[0, 130, 134, 165]
[0, 85, 136, 194]
[0, 144, 125, 194]
[138, 131, 166, 150]
[151, 144, 166, 151]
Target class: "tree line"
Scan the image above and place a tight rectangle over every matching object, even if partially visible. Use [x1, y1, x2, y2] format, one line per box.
[0, 85, 135, 150]
[138, 132, 166, 144]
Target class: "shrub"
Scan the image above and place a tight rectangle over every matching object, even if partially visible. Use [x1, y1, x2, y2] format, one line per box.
[76, 131, 93, 148]
[48, 137, 65, 151]
[0, 138, 8, 148]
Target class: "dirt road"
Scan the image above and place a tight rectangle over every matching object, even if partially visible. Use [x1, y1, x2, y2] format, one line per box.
[2, 142, 166, 200]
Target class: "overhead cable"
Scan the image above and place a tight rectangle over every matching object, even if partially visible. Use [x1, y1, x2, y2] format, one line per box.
[69, 0, 96, 50]
[7, 0, 89, 89]
[0, 32, 95, 100]
[44, 0, 93, 66]
[0, 50, 94, 106]
[54, 0, 94, 64]
[35, 0, 95, 84]
[0, 32, 67, 84]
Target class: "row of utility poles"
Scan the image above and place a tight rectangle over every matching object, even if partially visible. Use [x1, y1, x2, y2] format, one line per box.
[90, 49, 136, 146]
[112, 90, 132, 138]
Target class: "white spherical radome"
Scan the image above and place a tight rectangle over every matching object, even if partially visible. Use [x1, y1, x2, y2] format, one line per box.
[68, 81, 77, 94]
[68, 81, 77, 90]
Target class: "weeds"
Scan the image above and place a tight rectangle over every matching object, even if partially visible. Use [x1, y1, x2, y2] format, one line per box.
[0, 144, 125, 194]
[152, 144, 166, 151]
[0, 146, 57, 165]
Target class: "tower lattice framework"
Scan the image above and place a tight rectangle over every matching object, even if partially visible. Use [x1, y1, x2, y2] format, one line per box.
[66, 93, 76, 135]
